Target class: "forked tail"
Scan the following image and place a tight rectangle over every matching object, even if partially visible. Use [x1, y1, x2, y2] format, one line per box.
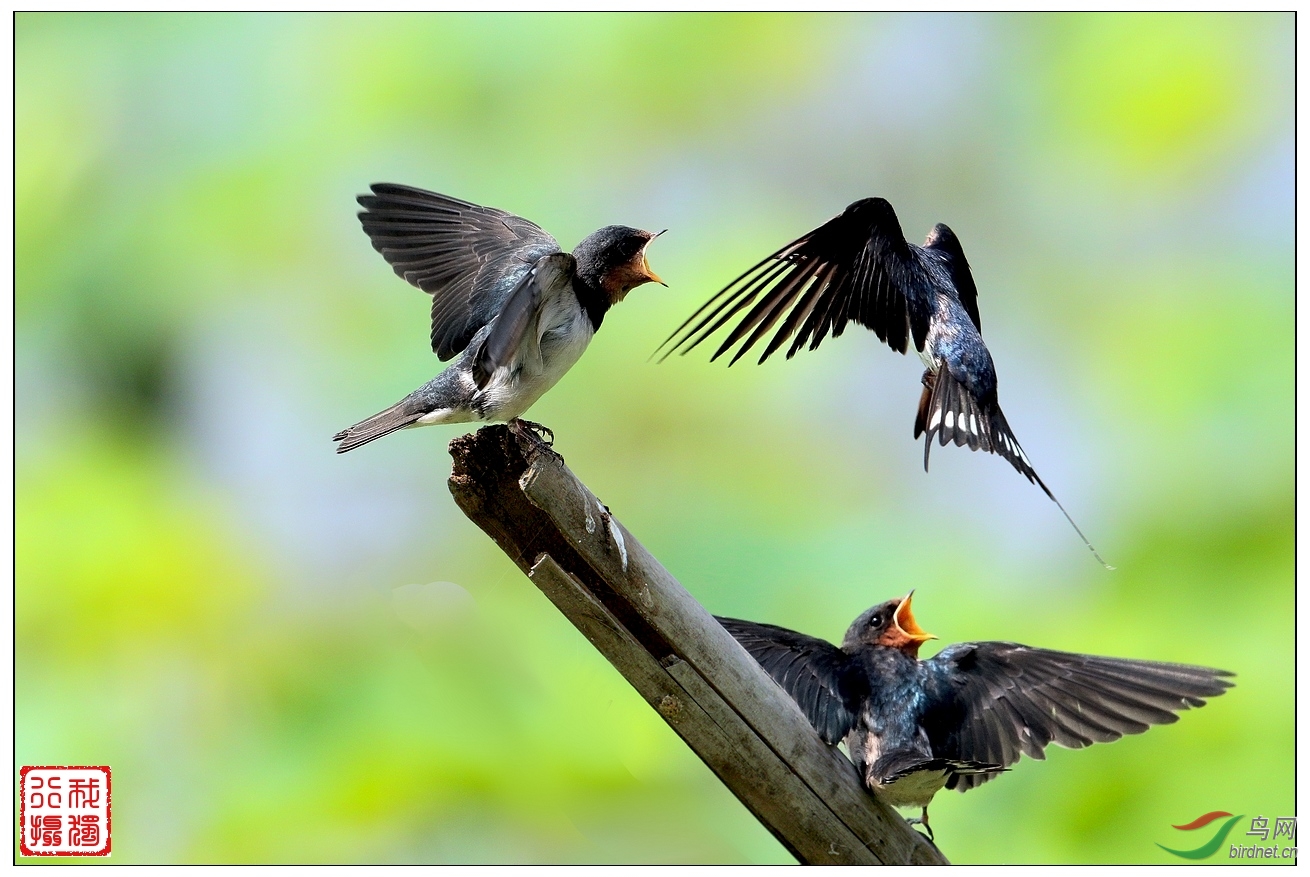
[916, 369, 1113, 569]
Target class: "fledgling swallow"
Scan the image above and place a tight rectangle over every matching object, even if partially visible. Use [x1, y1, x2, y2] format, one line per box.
[658, 198, 1108, 566]
[717, 592, 1232, 841]
[333, 184, 665, 452]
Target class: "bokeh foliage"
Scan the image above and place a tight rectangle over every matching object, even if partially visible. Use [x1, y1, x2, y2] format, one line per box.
[16, 13, 1292, 864]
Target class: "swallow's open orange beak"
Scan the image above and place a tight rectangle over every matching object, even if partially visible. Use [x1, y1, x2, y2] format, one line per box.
[641, 230, 667, 286]
[893, 591, 936, 644]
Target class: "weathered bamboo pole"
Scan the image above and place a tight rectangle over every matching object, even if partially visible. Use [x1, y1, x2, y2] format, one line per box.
[447, 425, 948, 866]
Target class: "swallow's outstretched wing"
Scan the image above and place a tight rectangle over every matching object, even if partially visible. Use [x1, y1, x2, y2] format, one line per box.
[921, 222, 980, 332]
[658, 198, 938, 365]
[357, 184, 561, 360]
[716, 616, 865, 745]
[921, 642, 1233, 791]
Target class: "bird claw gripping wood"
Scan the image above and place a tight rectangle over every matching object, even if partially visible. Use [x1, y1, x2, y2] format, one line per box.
[510, 418, 555, 448]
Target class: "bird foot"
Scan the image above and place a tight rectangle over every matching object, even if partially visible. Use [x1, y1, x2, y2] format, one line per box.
[906, 809, 934, 844]
[509, 418, 555, 448]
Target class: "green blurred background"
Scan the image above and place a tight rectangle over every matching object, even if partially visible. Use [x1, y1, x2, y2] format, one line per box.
[16, 12, 1292, 864]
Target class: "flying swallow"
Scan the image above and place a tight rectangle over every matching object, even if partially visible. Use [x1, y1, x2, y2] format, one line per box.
[717, 592, 1232, 840]
[334, 184, 664, 452]
[658, 198, 1108, 566]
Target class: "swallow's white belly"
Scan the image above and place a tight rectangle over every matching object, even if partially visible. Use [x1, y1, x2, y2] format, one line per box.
[480, 296, 594, 421]
[872, 769, 949, 810]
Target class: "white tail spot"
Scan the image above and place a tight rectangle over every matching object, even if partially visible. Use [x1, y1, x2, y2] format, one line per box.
[945, 411, 955, 430]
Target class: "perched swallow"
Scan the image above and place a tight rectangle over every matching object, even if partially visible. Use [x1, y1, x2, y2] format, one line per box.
[659, 198, 1108, 566]
[717, 592, 1232, 840]
[333, 184, 664, 452]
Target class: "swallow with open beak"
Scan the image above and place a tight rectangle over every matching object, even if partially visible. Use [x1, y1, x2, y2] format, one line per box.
[716, 592, 1232, 841]
[659, 198, 1108, 566]
[333, 184, 665, 452]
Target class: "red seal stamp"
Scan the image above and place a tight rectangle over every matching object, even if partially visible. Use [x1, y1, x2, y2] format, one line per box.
[19, 766, 111, 857]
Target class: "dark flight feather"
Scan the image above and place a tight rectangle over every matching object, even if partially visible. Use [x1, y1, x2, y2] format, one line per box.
[357, 184, 560, 361]
[922, 223, 980, 332]
[922, 643, 1233, 791]
[656, 198, 937, 364]
[715, 616, 864, 746]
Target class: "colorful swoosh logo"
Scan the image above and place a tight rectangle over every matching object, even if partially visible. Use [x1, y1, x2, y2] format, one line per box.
[1157, 811, 1244, 859]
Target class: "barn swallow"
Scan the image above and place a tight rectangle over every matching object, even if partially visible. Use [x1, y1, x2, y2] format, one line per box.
[717, 592, 1232, 841]
[333, 184, 664, 452]
[658, 198, 1108, 567]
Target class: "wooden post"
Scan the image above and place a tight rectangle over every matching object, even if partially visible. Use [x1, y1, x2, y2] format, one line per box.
[447, 425, 948, 866]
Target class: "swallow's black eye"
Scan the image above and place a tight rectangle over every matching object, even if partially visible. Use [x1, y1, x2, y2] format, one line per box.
[868, 613, 882, 628]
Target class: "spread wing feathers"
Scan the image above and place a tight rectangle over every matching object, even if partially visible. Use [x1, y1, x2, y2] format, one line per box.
[915, 369, 1037, 487]
[471, 252, 577, 389]
[656, 198, 935, 365]
[922, 223, 980, 332]
[357, 184, 561, 361]
[715, 617, 864, 745]
[922, 642, 1234, 792]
